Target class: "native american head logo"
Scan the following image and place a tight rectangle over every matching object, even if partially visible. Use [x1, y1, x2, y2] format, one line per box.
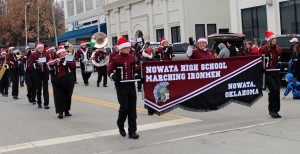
[153, 82, 170, 103]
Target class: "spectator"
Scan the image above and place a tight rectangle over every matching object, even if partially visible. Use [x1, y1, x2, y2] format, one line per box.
[283, 73, 300, 99]
[227, 41, 237, 57]
[217, 43, 230, 58]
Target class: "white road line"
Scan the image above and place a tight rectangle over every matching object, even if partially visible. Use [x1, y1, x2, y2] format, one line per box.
[152, 120, 282, 145]
[0, 118, 201, 153]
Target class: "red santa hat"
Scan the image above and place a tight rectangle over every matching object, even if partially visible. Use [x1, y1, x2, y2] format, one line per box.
[246, 41, 253, 46]
[197, 37, 208, 44]
[80, 41, 86, 46]
[160, 38, 168, 45]
[142, 48, 153, 59]
[117, 37, 131, 50]
[265, 31, 276, 42]
[56, 46, 66, 55]
[8, 46, 14, 51]
[25, 46, 29, 50]
[58, 43, 64, 48]
[36, 43, 44, 49]
[45, 46, 55, 52]
[1, 50, 7, 55]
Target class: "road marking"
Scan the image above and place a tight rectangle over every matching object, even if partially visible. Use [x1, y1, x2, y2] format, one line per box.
[151, 120, 282, 145]
[49, 90, 186, 120]
[71, 94, 186, 120]
[0, 118, 200, 153]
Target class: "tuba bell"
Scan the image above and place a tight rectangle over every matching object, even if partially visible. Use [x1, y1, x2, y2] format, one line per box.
[91, 32, 109, 67]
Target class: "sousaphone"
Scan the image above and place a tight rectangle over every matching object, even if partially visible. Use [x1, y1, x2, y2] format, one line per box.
[91, 32, 109, 67]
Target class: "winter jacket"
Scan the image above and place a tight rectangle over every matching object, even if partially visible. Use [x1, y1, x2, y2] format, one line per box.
[218, 43, 230, 58]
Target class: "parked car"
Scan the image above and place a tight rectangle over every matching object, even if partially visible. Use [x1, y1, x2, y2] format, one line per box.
[171, 42, 192, 60]
[208, 33, 245, 55]
[275, 34, 300, 82]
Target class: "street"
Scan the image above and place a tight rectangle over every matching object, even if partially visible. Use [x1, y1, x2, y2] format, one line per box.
[0, 70, 300, 154]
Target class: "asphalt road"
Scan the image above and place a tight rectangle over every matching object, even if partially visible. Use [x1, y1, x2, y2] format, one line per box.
[0, 69, 300, 154]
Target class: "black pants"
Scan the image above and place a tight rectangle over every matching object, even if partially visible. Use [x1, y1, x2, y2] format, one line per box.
[0, 71, 9, 95]
[52, 73, 74, 113]
[136, 70, 142, 90]
[71, 68, 77, 82]
[25, 70, 36, 102]
[266, 71, 281, 113]
[9, 69, 19, 97]
[115, 82, 137, 134]
[80, 63, 91, 84]
[96, 66, 107, 86]
[34, 71, 49, 106]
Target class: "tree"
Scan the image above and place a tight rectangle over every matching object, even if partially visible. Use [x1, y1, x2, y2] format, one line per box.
[0, 0, 64, 46]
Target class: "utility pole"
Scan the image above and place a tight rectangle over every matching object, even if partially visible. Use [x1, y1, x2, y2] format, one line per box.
[37, 0, 40, 43]
[52, 0, 58, 47]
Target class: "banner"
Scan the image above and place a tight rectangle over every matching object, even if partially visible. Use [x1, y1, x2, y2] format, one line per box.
[142, 56, 263, 114]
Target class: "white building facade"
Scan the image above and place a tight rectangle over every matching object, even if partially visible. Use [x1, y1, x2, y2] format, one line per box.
[103, 0, 231, 46]
[230, 0, 300, 45]
[60, 0, 106, 43]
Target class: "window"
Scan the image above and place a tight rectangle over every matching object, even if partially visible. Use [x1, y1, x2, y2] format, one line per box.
[207, 24, 217, 48]
[156, 29, 164, 42]
[76, 0, 84, 14]
[67, 0, 74, 17]
[195, 24, 205, 38]
[280, 0, 300, 34]
[171, 26, 181, 43]
[112, 37, 118, 46]
[242, 6, 267, 45]
[85, 0, 94, 11]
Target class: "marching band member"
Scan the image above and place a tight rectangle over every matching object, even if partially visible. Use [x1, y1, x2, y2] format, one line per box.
[66, 44, 77, 84]
[76, 41, 91, 86]
[19, 48, 27, 87]
[187, 37, 213, 59]
[28, 43, 50, 109]
[259, 31, 282, 119]
[110, 45, 119, 59]
[49, 47, 76, 119]
[25, 46, 36, 104]
[156, 38, 173, 60]
[107, 37, 140, 139]
[6, 47, 19, 99]
[0, 50, 9, 97]
[141, 48, 157, 115]
[92, 48, 108, 87]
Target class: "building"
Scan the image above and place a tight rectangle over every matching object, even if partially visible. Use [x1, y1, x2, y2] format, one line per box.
[230, 0, 300, 45]
[103, 0, 231, 46]
[59, 0, 107, 44]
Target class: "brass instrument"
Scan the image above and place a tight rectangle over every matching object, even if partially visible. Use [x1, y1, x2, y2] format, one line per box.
[90, 32, 109, 67]
[0, 59, 9, 81]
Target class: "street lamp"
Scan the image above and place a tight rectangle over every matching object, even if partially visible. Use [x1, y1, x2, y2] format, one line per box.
[37, 0, 40, 43]
[25, 2, 30, 46]
[51, 0, 58, 47]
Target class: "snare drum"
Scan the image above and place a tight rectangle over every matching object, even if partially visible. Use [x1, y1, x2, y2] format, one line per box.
[85, 63, 94, 73]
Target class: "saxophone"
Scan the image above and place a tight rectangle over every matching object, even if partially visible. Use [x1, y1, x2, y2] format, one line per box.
[0, 59, 9, 80]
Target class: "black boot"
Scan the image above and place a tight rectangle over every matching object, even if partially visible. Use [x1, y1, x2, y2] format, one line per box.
[65, 110, 72, 116]
[128, 133, 139, 139]
[117, 122, 126, 137]
[58, 112, 63, 119]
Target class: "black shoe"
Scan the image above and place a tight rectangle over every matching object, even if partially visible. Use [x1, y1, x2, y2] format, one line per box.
[32, 100, 36, 105]
[128, 133, 139, 139]
[137, 89, 142, 92]
[44, 105, 50, 109]
[58, 112, 63, 119]
[38, 104, 42, 108]
[117, 122, 126, 137]
[103, 85, 108, 87]
[275, 113, 282, 118]
[65, 111, 72, 116]
[97, 83, 99, 87]
[13, 96, 19, 99]
[85, 84, 89, 86]
[27, 94, 31, 103]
